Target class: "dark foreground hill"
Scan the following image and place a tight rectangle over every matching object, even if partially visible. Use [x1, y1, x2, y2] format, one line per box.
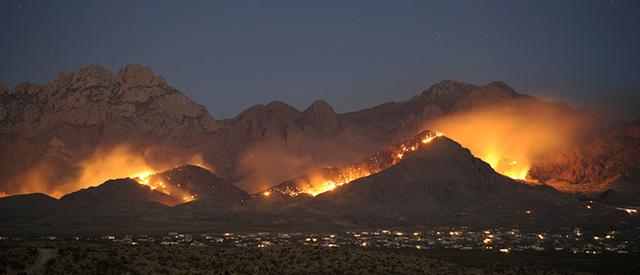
[243, 137, 630, 230]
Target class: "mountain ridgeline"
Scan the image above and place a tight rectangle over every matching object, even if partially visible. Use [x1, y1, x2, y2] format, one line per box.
[0, 64, 638, 234]
[0, 64, 606, 195]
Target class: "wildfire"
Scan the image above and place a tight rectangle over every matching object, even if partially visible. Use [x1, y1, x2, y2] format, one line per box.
[423, 98, 599, 183]
[485, 156, 530, 180]
[256, 125, 541, 199]
[258, 130, 443, 197]
[6, 143, 213, 199]
[132, 171, 197, 203]
[134, 171, 169, 193]
[302, 170, 370, 196]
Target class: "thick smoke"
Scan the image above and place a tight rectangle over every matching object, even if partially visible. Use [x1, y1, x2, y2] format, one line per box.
[235, 130, 377, 193]
[424, 101, 598, 180]
[236, 138, 315, 193]
[7, 143, 210, 198]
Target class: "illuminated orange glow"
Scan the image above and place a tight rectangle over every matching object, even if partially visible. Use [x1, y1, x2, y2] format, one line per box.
[262, 131, 443, 197]
[425, 106, 587, 181]
[3, 142, 213, 199]
[0, 192, 7, 198]
[36, 144, 209, 200]
[301, 169, 370, 196]
[297, 131, 443, 196]
[132, 171, 197, 203]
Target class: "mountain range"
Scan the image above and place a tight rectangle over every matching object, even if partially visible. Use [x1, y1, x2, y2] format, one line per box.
[1, 64, 638, 235]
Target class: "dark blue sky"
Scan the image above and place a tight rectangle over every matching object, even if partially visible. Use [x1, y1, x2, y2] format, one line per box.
[1, 0, 639, 120]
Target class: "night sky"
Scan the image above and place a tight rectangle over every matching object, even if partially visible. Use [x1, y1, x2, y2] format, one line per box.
[1, 0, 639, 120]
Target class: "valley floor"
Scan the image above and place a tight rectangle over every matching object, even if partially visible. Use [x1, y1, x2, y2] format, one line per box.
[2, 240, 638, 274]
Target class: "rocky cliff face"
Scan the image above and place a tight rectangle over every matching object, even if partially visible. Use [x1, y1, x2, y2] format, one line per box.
[0, 65, 219, 195]
[0, 64, 218, 138]
[529, 119, 640, 200]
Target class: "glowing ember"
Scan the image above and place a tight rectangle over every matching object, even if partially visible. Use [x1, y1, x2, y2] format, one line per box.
[132, 170, 196, 203]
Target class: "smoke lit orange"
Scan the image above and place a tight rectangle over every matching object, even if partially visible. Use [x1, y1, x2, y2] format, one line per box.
[259, 131, 444, 197]
[425, 104, 590, 182]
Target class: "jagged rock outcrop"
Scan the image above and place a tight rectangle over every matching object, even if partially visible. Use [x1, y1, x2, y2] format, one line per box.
[0, 64, 217, 137]
[420, 79, 476, 112]
[303, 99, 338, 133]
[0, 64, 220, 195]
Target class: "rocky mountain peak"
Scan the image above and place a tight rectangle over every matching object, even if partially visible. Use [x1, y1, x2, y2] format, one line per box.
[51, 65, 113, 92]
[420, 79, 475, 102]
[452, 81, 522, 111]
[485, 81, 516, 92]
[304, 99, 334, 114]
[303, 99, 338, 132]
[267, 101, 300, 114]
[0, 83, 7, 94]
[236, 101, 302, 122]
[115, 64, 166, 87]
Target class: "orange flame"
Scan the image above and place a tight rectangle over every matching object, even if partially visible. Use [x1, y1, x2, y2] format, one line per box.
[133, 171, 197, 203]
[7, 143, 211, 200]
[425, 105, 589, 181]
[265, 131, 443, 197]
